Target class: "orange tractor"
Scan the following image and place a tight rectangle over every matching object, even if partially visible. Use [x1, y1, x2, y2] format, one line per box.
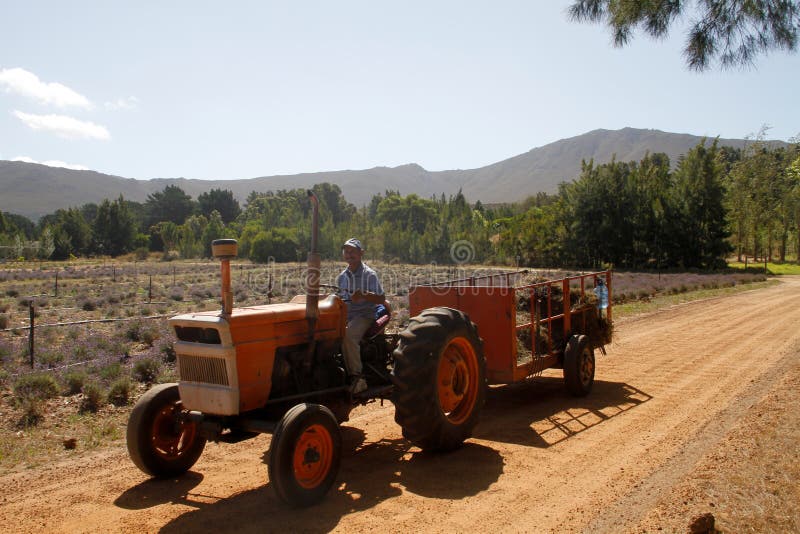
[127, 191, 612, 506]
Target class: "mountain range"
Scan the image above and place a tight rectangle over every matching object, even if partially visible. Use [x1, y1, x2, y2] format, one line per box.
[0, 127, 773, 220]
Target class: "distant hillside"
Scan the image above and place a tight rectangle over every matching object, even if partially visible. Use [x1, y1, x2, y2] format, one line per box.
[0, 128, 780, 220]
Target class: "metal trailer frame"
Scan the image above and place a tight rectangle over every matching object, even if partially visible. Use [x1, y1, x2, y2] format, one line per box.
[409, 269, 612, 384]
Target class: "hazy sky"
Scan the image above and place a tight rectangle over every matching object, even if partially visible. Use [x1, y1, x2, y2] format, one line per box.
[1, 1, 798, 180]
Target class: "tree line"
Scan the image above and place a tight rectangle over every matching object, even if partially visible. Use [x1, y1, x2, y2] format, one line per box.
[1, 137, 798, 269]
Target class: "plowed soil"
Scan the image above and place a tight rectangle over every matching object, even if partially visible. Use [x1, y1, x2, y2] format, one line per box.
[2, 277, 799, 533]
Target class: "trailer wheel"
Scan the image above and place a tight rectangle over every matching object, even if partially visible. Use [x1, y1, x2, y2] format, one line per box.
[563, 335, 594, 396]
[127, 383, 206, 477]
[268, 403, 341, 507]
[393, 307, 486, 452]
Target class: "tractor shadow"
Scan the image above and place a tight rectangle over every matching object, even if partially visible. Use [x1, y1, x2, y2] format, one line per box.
[114, 472, 205, 510]
[153, 427, 503, 533]
[475, 376, 652, 448]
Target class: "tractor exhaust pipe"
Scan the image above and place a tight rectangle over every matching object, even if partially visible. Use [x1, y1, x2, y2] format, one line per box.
[306, 191, 321, 324]
[212, 239, 238, 315]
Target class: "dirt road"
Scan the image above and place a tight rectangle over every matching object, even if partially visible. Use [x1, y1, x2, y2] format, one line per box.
[2, 278, 799, 533]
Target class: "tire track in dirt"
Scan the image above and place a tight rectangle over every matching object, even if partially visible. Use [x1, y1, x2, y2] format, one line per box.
[1, 278, 799, 533]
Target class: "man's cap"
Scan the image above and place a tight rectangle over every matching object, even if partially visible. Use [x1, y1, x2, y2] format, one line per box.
[342, 238, 363, 250]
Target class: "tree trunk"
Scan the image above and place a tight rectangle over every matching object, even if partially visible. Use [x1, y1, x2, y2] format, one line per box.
[779, 223, 788, 263]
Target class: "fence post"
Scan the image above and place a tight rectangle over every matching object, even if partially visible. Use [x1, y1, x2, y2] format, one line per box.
[54, 270, 59, 298]
[149, 275, 153, 303]
[28, 299, 35, 367]
[113, 265, 116, 282]
[173, 266, 176, 286]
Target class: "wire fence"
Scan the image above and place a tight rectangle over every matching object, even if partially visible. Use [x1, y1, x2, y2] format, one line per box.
[0, 262, 270, 376]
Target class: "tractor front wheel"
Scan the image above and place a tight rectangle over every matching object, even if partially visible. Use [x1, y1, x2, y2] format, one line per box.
[268, 403, 342, 507]
[126, 383, 206, 478]
[393, 307, 486, 452]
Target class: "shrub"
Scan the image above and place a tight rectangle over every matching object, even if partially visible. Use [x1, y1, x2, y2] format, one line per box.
[80, 382, 105, 413]
[0, 314, 8, 329]
[6, 288, 19, 298]
[161, 342, 176, 363]
[14, 373, 60, 402]
[168, 286, 184, 302]
[126, 322, 158, 346]
[99, 362, 122, 381]
[108, 378, 133, 406]
[34, 349, 64, 367]
[81, 298, 98, 311]
[64, 371, 87, 395]
[19, 398, 45, 426]
[133, 358, 160, 384]
[125, 322, 143, 342]
[140, 326, 158, 347]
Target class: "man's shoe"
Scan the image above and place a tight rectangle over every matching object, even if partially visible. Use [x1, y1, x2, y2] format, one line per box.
[351, 377, 367, 395]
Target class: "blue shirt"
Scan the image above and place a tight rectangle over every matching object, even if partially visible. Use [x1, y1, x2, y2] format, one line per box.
[336, 263, 383, 321]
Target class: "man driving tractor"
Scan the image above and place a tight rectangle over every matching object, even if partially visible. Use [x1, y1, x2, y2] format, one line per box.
[336, 238, 385, 394]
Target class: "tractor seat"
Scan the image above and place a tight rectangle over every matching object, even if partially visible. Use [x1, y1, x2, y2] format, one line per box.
[364, 303, 391, 339]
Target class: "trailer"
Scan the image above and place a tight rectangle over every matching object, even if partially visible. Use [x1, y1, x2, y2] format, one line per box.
[409, 269, 613, 395]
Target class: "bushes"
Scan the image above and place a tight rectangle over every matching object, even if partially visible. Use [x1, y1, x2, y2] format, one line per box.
[108, 378, 133, 406]
[14, 373, 60, 426]
[125, 322, 159, 346]
[64, 371, 87, 395]
[14, 373, 60, 402]
[133, 358, 160, 384]
[80, 382, 105, 413]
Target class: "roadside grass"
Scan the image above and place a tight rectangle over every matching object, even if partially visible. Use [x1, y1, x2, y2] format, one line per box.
[727, 261, 800, 275]
[0, 400, 129, 471]
[613, 279, 778, 319]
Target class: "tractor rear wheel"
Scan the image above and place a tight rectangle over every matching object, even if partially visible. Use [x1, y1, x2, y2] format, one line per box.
[268, 403, 341, 507]
[563, 334, 595, 396]
[393, 307, 486, 452]
[127, 383, 206, 477]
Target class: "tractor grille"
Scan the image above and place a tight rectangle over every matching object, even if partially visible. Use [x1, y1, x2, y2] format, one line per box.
[178, 355, 230, 386]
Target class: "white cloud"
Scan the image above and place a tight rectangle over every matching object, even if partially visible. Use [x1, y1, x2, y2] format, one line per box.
[13, 110, 111, 140]
[12, 156, 89, 171]
[104, 96, 139, 110]
[0, 67, 92, 109]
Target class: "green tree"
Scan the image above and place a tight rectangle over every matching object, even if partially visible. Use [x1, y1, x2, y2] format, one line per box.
[198, 188, 241, 224]
[93, 196, 136, 256]
[3, 213, 35, 239]
[673, 139, 732, 268]
[145, 185, 196, 227]
[47, 208, 92, 259]
[248, 228, 299, 262]
[177, 214, 208, 259]
[787, 155, 800, 262]
[201, 210, 227, 257]
[569, 0, 800, 70]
